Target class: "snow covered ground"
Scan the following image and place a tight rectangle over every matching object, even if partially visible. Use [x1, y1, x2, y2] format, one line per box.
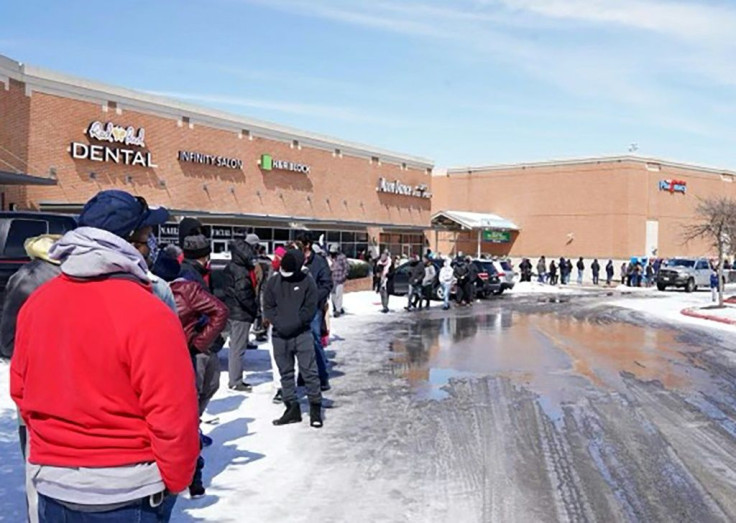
[1, 285, 735, 522]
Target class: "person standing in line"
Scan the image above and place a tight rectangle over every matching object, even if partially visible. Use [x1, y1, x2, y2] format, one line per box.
[295, 232, 333, 391]
[152, 251, 229, 499]
[548, 259, 558, 285]
[252, 245, 273, 343]
[576, 257, 585, 285]
[328, 244, 349, 317]
[1, 234, 63, 523]
[591, 259, 601, 285]
[606, 260, 614, 286]
[223, 238, 259, 393]
[11, 190, 199, 521]
[179, 235, 226, 409]
[559, 257, 568, 285]
[464, 256, 478, 305]
[537, 256, 547, 283]
[419, 256, 437, 310]
[406, 255, 425, 310]
[621, 262, 628, 285]
[266, 246, 287, 404]
[439, 258, 454, 310]
[264, 249, 323, 428]
[375, 251, 394, 313]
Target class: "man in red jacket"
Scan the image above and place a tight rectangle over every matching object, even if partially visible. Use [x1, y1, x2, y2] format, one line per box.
[10, 190, 199, 522]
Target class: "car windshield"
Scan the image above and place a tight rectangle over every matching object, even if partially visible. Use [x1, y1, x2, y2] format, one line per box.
[500, 261, 513, 271]
[474, 261, 496, 274]
[666, 259, 695, 268]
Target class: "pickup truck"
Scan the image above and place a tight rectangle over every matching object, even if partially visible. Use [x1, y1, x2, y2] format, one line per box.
[656, 257, 711, 293]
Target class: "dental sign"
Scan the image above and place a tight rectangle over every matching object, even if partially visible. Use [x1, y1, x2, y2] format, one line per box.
[70, 121, 156, 167]
[659, 179, 687, 194]
[376, 177, 432, 199]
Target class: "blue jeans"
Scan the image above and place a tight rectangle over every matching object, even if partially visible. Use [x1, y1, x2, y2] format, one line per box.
[310, 310, 329, 385]
[442, 283, 452, 308]
[577, 270, 583, 284]
[38, 493, 176, 522]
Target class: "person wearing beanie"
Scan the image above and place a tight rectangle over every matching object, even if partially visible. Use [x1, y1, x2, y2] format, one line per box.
[11, 190, 199, 521]
[152, 251, 229, 498]
[178, 217, 205, 251]
[0, 234, 64, 523]
[263, 249, 323, 428]
[293, 231, 333, 392]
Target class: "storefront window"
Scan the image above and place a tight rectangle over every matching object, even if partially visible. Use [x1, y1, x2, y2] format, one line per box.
[255, 227, 272, 240]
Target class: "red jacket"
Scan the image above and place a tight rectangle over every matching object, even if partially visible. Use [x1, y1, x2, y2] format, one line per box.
[10, 275, 200, 494]
[170, 279, 229, 353]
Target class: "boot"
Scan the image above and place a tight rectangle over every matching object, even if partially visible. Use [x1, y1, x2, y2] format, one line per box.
[310, 402, 323, 428]
[273, 402, 302, 426]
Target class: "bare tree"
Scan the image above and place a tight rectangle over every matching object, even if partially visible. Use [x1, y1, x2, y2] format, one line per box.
[683, 196, 736, 306]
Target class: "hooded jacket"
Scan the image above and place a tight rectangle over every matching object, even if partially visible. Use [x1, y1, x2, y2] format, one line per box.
[170, 279, 229, 353]
[263, 251, 319, 339]
[409, 259, 425, 286]
[304, 250, 333, 308]
[439, 261, 454, 285]
[0, 235, 62, 359]
[222, 239, 258, 323]
[10, 227, 199, 494]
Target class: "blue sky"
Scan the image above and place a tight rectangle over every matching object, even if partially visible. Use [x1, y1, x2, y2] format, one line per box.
[2, 0, 735, 168]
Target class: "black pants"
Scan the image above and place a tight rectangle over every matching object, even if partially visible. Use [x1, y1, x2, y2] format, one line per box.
[592, 273, 599, 285]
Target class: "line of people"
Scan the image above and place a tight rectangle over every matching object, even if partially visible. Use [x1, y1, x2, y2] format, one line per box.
[1, 190, 340, 522]
[525, 256, 619, 286]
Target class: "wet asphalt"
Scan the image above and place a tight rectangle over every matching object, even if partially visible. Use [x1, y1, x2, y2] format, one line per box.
[319, 291, 736, 522]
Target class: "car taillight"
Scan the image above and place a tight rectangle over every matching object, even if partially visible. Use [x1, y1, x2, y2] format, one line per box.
[479, 272, 489, 280]
[497, 272, 505, 277]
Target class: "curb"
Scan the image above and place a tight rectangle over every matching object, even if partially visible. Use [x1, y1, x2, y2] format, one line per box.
[681, 308, 736, 326]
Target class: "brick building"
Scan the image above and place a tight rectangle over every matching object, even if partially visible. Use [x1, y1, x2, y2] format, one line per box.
[432, 157, 736, 260]
[0, 54, 433, 257]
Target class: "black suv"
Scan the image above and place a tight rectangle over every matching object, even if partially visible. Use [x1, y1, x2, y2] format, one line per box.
[0, 212, 77, 303]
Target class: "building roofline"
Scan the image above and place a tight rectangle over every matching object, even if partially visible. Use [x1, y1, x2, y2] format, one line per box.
[0, 54, 434, 170]
[443, 155, 736, 177]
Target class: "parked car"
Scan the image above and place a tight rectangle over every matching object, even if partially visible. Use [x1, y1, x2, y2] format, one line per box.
[0, 212, 77, 306]
[470, 259, 502, 298]
[656, 257, 711, 292]
[391, 259, 444, 299]
[489, 259, 516, 294]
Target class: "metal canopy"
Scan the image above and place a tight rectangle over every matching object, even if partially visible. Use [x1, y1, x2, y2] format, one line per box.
[0, 170, 57, 186]
[431, 210, 519, 231]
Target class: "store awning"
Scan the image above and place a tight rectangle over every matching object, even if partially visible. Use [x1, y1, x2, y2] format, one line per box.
[431, 210, 519, 231]
[0, 170, 57, 186]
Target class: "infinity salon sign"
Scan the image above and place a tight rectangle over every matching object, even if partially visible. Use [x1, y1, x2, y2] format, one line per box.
[70, 121, 156, 167]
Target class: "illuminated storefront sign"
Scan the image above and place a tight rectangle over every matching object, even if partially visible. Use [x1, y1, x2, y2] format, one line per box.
[260, 154, 310, 174]
[376, 177, 431, 199]
[178, 151, 243, 169]
[70, 121, 156, 167]
[659, 179, 687, 194]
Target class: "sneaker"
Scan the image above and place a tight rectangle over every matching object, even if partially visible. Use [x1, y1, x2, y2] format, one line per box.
[272, 389, 283, 404]
[381, 308, 389, 313]
[320, 382, 332, 392]
[229, 382, 253, 392]
[246, 342, 258, 350]
[189, 484, 205, 498]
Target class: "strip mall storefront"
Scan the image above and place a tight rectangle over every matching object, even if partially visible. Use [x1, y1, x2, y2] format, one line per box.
[432, 156, 736, 260]
[0, 55, 433, 258]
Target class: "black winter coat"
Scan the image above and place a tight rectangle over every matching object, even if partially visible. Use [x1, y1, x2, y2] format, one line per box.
[0, 259, 61, 359]
[409, 260, 425, 286]
[304, 251, 333, 308]
[223, 240, 258, 323]
[263, 269, 318, 339]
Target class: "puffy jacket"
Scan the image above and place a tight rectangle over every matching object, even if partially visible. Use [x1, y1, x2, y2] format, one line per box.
[422, 263, 437, 286]
[0, 235, 62, 359]
[10, 275, 199, 493]
[170, 279, 229, 353]
[223, 240, 258, 323]
[263, 264, 319, 339]
[439, 265, 454, 285]
[304, 250, 333, 308]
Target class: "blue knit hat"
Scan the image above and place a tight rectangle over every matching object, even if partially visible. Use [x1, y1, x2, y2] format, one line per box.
[79, 190, 169, 239]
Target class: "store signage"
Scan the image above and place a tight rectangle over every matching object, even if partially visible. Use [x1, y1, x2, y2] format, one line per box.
[260, 154, 310, 174]
[482, 230, 511, 243]
[158, 224, 179, 238]
[376, 177, 432, 199]
[211, 226, 233, 239]
[70, 121, 156, 167]
[659, 179, 687, 194]
[178, 151, 243, 169]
